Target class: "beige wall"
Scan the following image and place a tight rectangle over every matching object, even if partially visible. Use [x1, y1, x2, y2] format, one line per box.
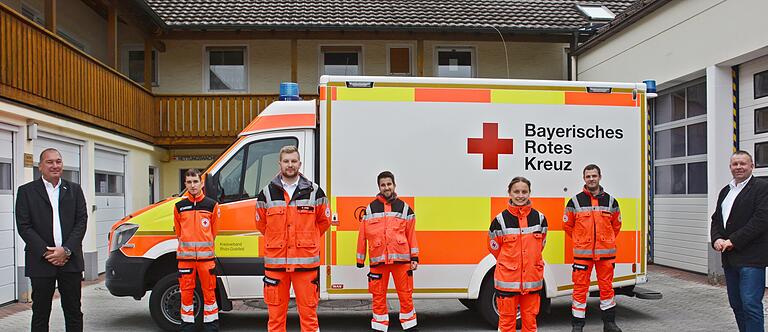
[157, 39, 569, 95]
[577, 0, 768, 85]
[159, 148, 225, 198]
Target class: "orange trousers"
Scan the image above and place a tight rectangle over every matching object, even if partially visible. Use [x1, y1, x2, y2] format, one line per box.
[571, 258, 616, 318]
[496, 292, 540, 332]
[368, 263, 416, 331]
[178, 260, 218, 324]
[263, 269, 320, 332]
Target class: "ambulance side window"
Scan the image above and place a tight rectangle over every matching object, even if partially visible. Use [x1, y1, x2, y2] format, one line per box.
[215, 137, 298, 204]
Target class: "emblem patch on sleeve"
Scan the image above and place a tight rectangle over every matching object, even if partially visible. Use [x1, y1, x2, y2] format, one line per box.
[489, 239, 500, 250]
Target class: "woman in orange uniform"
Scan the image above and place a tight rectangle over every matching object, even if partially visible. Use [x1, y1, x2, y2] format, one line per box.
[488, 176, 547, 332]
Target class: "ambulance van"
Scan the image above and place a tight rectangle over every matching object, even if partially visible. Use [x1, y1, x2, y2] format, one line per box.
[106, 76, 657, 330]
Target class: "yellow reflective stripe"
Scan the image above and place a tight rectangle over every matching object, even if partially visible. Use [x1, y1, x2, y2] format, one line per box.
[415, 196, 489, 231]
[336, 86, 415, 102]
[542, 231, 564, 264]
[491, 89, 565, 104]
[336, 230, 359, 266]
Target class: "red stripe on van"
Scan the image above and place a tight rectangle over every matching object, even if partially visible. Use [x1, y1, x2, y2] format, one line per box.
[564, 92, 636, 106]
[415, 88, 491, 103]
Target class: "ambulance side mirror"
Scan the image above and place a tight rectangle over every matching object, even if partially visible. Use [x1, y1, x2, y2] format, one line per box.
[204, 172, 222, 203]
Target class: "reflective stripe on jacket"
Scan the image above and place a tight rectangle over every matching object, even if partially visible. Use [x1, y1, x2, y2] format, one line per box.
[255, 174, 330, 271]
[356, 194, 419, 266]
[174, 192, 219, 260]
[563, 187, 621, 260]
[488, 201, 547, 293]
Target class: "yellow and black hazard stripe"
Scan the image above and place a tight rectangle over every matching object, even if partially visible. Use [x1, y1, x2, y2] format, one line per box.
[733, 66, 739, 152]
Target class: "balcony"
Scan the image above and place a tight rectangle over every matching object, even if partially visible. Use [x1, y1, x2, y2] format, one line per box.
[0, 4, 313, 148]
[154, 94, 317, 147]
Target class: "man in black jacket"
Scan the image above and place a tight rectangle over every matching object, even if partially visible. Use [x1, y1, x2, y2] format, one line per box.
[710, 150, 768, 332]
[16, 148, 87, 332]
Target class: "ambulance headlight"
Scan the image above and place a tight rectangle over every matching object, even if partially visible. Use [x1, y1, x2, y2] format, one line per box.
[110, 223, 139, 252]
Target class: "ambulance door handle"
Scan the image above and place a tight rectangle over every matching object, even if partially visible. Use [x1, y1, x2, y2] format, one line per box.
[331, 213, 339, 226]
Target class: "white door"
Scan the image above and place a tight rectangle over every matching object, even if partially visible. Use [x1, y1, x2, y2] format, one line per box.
[94, 149, 126, 273]
[738, 55, 768, 285]
[0, 129, 15, 304]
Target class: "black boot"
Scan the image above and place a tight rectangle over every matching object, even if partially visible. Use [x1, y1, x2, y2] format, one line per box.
[571, 317, 585, 332]
[203, 320, 220, 332]
[602, 307, 622, 332]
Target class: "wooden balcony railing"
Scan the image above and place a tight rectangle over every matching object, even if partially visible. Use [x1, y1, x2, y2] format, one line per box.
[0, 4, 157, 142]
[1, 4, 320, 148]
[154, 94, 317, 146]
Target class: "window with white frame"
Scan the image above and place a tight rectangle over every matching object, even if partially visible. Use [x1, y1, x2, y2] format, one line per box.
[0, 159, 11, 193]
[321, 46, 361, 76]
[436, 47, 475, 78]
[95, 172, 124, 195]
[387, 45, 412, 76]
[206, 47, 247, 92]
[653, 80, 707, 195]
[124, 47, 158, 86]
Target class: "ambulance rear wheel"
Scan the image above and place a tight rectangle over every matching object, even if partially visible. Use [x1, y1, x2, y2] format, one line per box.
[458, 299, 477, 310]
[149, 273, 203, 332]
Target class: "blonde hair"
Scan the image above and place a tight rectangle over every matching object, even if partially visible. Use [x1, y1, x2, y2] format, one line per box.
[279, 145, 301, 160]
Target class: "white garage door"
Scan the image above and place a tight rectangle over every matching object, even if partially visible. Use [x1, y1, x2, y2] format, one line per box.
[738, 56, 768, 285]
[650, 80, 710, 274]
[34, 136, 81, 183]
[94, 148, 126, 273]
[0, 129, 16, 304]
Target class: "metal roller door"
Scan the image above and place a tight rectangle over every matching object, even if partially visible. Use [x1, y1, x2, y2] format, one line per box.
[94, 148, 126, 273]
[0, 129, 15, 304]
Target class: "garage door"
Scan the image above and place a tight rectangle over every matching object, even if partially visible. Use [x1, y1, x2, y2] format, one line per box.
[94, 148, 125, 273]
[738, 56, 768, 285]
[0, 129, 15, 304]
[33, 136, 81, 183]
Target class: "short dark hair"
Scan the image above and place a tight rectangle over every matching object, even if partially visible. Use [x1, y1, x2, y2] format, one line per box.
[377, 171, 395, 185]
[507, 176, 531, 193]
[732, 150, 754, 163]
[39, 148, 61, 163]
[184, 168, 202, 179]
[583, 164, 601, 176]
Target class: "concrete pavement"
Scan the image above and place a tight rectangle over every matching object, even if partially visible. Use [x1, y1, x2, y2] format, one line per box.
[0, 265, 766, 331]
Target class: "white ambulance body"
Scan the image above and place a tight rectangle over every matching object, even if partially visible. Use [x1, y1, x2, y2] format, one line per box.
[108, 75, 655, 330]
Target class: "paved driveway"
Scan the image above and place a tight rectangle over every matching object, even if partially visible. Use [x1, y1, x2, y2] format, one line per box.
[0, 265, 766, 331]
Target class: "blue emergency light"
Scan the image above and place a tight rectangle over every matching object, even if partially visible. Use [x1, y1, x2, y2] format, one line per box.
[279, 82, 300, 101]
[643, 80, 657, 93]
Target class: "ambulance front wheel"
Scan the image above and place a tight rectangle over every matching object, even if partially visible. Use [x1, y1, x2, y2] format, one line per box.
[149, 273, 203, 332]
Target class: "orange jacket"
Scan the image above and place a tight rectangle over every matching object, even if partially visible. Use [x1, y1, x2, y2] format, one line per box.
[174, 192, 220, 260]
[356, 194, 419, 267]
[488, 201, 547, 293]
[564, 187, 621, 260]
[255, 174, 330, 271]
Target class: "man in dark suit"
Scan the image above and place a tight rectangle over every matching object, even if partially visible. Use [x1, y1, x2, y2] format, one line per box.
[710, 150, 768, 332]
[16, 148, 87, 332]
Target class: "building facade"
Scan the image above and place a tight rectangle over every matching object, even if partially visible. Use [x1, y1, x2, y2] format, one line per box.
[575, 0, 768, 281]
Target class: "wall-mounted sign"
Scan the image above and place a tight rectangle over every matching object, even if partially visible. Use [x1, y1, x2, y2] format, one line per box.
[171, 155, 218, 161]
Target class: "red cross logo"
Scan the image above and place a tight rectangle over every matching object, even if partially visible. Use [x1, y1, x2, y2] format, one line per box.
[467, 123, 513, 170]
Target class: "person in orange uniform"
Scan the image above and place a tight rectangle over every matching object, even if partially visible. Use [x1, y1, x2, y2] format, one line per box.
[356, 171, 420, 332]
[255, 145, 330, 332]
[564, 164, 622, 332]
[174, 168, 221, 331]
[488, 176, 547, 332]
